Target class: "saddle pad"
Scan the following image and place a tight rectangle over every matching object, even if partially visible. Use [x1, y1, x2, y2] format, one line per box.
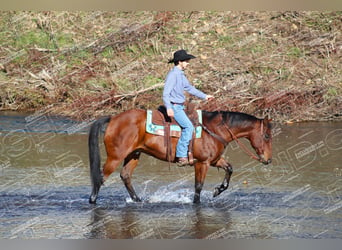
[146, 110, 202, 138]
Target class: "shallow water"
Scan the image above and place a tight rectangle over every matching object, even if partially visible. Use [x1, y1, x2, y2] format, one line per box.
[0, 111, 341, 239]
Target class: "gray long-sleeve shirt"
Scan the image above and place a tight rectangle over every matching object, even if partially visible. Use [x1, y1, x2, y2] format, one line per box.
[162, 66, 206, 109]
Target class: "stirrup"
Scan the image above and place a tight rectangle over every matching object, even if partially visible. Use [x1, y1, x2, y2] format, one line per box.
[176, 157, 197, 167]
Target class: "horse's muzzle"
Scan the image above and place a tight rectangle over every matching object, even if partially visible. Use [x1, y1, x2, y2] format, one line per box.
[259, 155, 272, 165]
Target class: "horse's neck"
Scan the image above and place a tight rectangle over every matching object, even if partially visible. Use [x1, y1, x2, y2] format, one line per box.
[227, 126, 251, 142]
[204, 112, 253, 142]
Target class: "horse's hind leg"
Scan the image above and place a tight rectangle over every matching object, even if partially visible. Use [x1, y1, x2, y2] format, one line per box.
[120, 151, 142, 202]
[89, 156, 121, 204]
[213, 157, 233, 197]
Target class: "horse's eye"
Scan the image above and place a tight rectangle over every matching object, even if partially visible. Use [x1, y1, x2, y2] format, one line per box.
[264, 134, 270, 140]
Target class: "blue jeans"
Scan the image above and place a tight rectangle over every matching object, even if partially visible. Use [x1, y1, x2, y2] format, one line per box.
[172, 104, 194, 158]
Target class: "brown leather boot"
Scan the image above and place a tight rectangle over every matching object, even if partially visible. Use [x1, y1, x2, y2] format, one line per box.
[176, 157, 191, 167]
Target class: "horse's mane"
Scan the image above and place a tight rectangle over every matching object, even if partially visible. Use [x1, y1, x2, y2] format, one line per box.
[203, 111, 260, 129]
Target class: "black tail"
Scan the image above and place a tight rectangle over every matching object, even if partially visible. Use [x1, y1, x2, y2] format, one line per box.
[88, 116, 111, 204]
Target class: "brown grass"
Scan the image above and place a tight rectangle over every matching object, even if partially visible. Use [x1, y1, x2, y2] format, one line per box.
[0, 11, 341, 122]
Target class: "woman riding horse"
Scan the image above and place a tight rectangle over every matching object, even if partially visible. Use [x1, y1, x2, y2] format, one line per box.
[163, 49, 214, 166]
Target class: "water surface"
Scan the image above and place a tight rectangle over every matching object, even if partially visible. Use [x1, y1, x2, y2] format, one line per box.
[0, 111, 341, 239]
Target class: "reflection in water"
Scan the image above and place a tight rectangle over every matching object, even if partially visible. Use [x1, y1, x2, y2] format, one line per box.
[191, 205, 232, 239]
[0, 112, 341, 239]
[86, 203, 234, 239]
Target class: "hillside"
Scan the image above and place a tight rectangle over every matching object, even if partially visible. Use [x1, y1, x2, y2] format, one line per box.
[0, 11, 341, 122]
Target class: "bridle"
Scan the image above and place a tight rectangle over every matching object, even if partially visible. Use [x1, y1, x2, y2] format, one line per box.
[224, 121, 264, 162]
[200, 117, 265, 163]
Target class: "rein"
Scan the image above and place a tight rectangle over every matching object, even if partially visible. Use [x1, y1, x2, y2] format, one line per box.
[223, 122, 262, 162]
[200, 118, 263, 163]
[200, 123, 229, 147]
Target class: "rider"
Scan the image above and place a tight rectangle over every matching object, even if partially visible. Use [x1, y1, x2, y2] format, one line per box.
[163, 49, 214, 166]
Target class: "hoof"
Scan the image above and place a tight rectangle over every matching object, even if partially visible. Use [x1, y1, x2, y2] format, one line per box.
[213, 187, 220, 197]
[193, 195, 201, 204]
[89, 196, 97, 204]
[132, 196, 142, 202]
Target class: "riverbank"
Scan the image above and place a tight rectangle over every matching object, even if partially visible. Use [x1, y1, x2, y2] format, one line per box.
[0, 11, 341, 122]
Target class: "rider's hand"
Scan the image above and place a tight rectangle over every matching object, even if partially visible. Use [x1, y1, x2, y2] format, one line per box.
[167, 108, 174, 117]
[206, 95, 215, 101]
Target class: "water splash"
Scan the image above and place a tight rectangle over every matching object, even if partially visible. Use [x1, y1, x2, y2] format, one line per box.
[125, 187, 193, 204]
[148, 188, 193, 203]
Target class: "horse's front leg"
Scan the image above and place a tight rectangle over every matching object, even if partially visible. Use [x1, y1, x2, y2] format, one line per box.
[213, 157, 233, 197]
[193, 161, 210, 203]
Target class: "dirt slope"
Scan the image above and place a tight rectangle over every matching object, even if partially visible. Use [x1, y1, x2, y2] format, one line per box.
[0, 11, 341, 122]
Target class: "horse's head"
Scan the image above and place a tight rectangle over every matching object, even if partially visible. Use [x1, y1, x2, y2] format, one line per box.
[249, 115, 272, 165]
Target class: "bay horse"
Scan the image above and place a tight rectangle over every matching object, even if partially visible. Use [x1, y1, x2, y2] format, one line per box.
[88, 108, 272, 204]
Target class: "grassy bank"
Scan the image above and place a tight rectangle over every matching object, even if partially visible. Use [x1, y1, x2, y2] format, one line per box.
[0, 11, 341, 122]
